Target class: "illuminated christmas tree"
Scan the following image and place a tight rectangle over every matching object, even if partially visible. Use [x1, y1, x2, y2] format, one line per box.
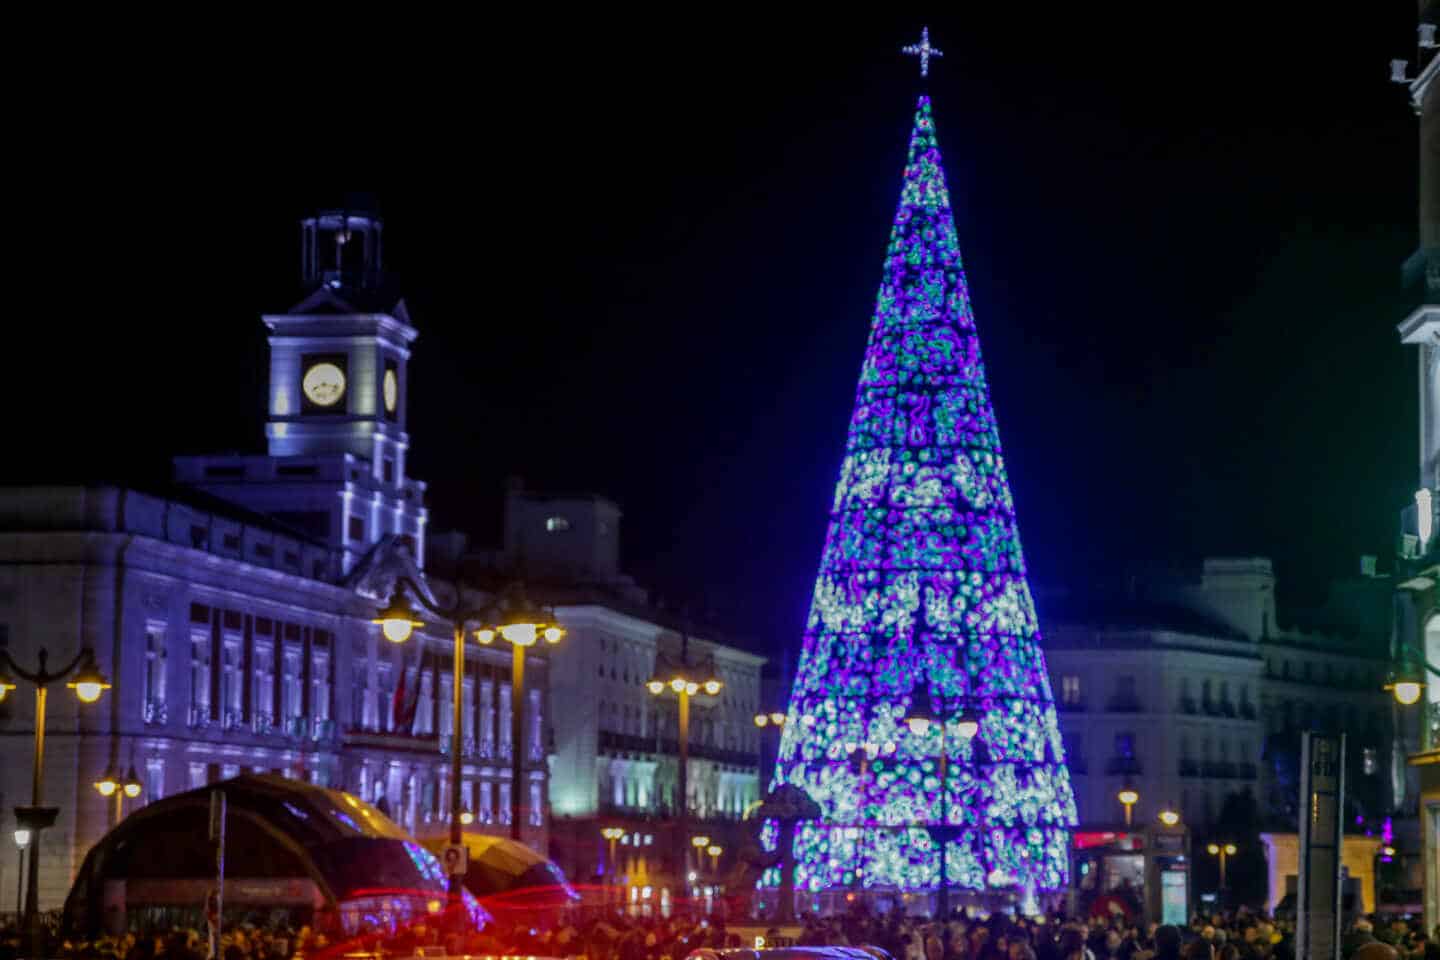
[768, 93, 1077, 902]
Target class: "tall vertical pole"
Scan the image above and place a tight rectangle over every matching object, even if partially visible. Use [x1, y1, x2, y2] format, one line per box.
[937, 723, 949, 920]
[510, 643, 525, 842]
[30, 687, 46, 805]
[1219, 849, 1227, 892]
[677, 690, 690, 884]
[25, 685, 48, 953]
[450, 622, 465, 899]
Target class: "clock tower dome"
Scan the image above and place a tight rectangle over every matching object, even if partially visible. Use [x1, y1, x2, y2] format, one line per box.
[174, 200, 428, 573]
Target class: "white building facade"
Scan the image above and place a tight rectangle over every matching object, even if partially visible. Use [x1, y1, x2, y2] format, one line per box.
[0, 208, 550, 911]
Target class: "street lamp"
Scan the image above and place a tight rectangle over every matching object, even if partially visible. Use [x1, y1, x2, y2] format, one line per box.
[904, 683, 978, 920]
[646, 637, 722, 882]
[375, 577, 564, 908]
[94, 765, 144, 826]
[707, 844, 723, 873]
[1158, 808, 1181, 828]
[13, 829, 30, 919]
[1207, 842, 1237, 892]
[1384, 645, 1436, 706]
[601, 827, 625, 906]
[0, 644, 110, 954]
[1117, 783, 1140, 827]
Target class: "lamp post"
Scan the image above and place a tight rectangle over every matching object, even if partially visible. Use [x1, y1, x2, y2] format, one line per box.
[375, 579, 564, 905]
[1158, 807, 1180, 828]
[0, 645, 111, 953]
[95, 766, 144, 826]
[601, 827, 625, 905]
[904, 682, 979, 920]
[754, 710, 787, 789]
[1384, 643, 1439, 706]
[646, 637, 722, 887]
[1117, 782, 1140, 827]
[13, 829, 29, 919]
[1206, 842, 1237, 895]
[706, 844, 722, 874]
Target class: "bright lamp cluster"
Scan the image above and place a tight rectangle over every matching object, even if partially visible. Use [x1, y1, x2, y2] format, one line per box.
[767, 95, 1077, 896]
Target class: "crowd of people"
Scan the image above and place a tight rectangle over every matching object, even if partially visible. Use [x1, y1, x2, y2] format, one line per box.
[786, 907, 1438, 960]
[0, 906, 1435, 960]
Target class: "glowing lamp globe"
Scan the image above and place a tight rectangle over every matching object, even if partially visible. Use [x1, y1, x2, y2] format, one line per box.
[0, 668, 14, 704]
[500, 623, 538, 647]
[459, 810, 474, 825]
[1117, 788, 1139, 807]
[122, 767, 143, 799]
[905, 716, 931, 737]
[544, 626, 564, 644]
[1207, 843, 1220, 855]
[1159, 810, 1180, 827]
[954, 710, 980, 740]
[1224, 843, 1237, 855]
[601, 827, 624, 841]
[13, 829, 31, 850]
[647, 680, 665, 695]
[94, 775, 118, 797]
[685, 682, 699, 695]
[68, 655, 111, 704]
[691, 835, 710, 848]
[703, 679, 722, 695]
[670, 677, 687, 694]
[707, 845, 722, 857]
[373, 592, 423, 644]
[770, 712, 786, 726]
[754, 714, 768, 728]
[475, 628, 496, 645]
[1393, 681, 1423, 706]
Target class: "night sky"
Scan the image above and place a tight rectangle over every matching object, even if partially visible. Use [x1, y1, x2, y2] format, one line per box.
[10, 11, 1425, 654]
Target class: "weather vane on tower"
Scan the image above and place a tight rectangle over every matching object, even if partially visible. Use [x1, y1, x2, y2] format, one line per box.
[902, 26, 943, 78]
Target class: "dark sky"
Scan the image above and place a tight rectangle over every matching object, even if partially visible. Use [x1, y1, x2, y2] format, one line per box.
[9, 10, 1425, 654]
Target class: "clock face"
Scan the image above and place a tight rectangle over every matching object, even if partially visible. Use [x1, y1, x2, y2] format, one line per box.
[383, 368, 398, 414]
[302, 362, 347, 408]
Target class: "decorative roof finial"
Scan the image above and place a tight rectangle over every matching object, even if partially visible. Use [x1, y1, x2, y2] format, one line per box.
[902, 26, 943, 78]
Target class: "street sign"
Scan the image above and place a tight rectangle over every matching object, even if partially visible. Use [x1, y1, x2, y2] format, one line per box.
[1297, 732, 1344, 960]
[442, 843, 468, 876]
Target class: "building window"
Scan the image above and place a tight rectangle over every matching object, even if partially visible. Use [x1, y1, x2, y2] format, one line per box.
[283, 648, 303, 721]
[348, 516, 365, 541]
[222, 763, 240, 780]
[1363, 747, 1378, 775]
[189, 631, 211, 725]
[188, 762, 207, 790]
[1061, 675, 1081, 705]
[1115, 732, 1135, 759]
[145, 758, 165, 803]
[312, 649, 331, 723]
[254, 642, 275, 725]
[144, 623, 167, 724]
[545, 516, 570, 532]
[220, 638, 242, 727]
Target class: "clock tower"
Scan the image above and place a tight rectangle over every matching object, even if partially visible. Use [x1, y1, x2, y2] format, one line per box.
[174, 201, 428, 573]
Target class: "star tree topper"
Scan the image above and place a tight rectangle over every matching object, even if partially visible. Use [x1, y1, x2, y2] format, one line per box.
[902, 26, 943, 78]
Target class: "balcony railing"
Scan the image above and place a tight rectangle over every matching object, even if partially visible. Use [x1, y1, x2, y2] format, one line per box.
[252, 713, 275, 736]
[222, 709, 245, 732]
[597, 730, 761, 768]
[1105, 697, 1144, 714]
[284, 716, 309, 739]
[144, 699, 168, 725]
[188, 704, 211, 729]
